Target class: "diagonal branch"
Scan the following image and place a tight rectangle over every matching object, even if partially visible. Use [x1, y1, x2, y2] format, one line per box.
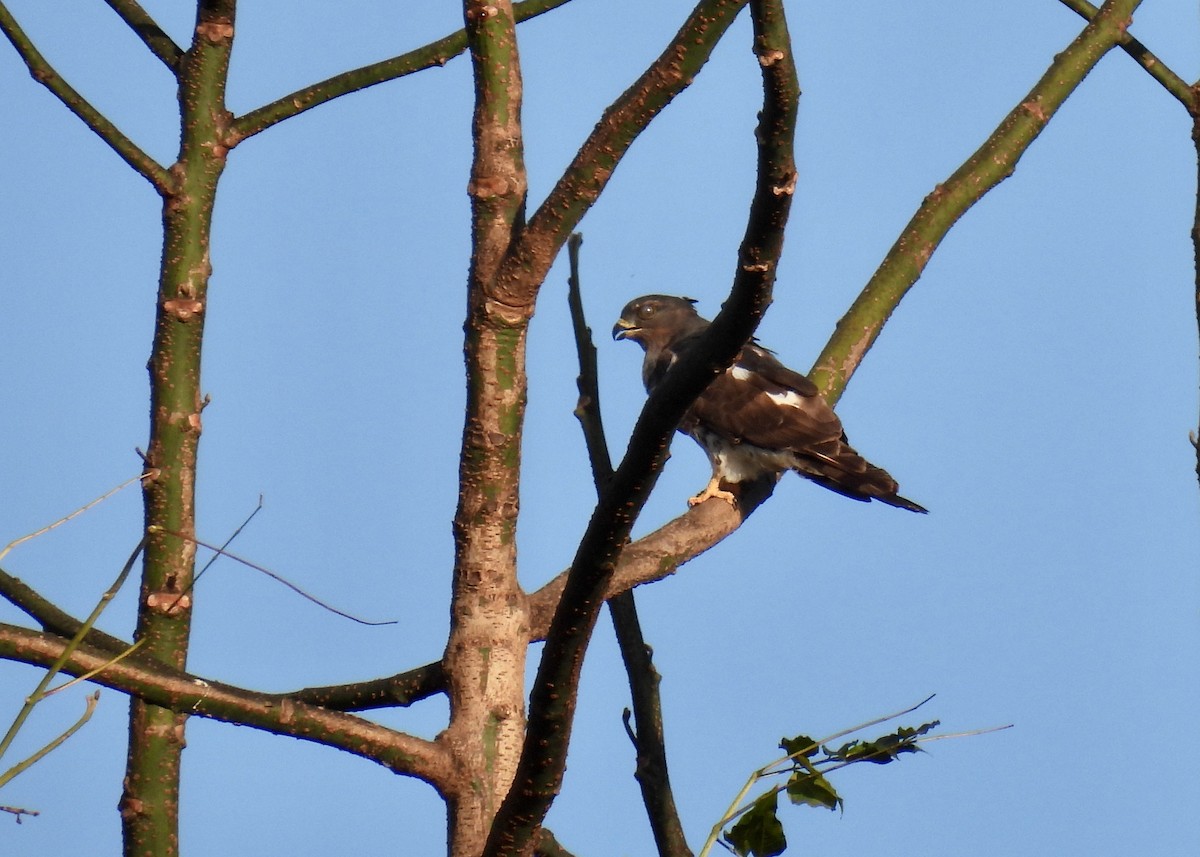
[0, 566, 133, 657]
[0, 2, 174, 194]
[187, 1, 787, 727]
[483, 2, 799, 852]
[228, 0, 573, 145]
[0, 692, 99, 792]
[103, 0, 184, 71]
[1056, 0, 1195, 110]
[809, 0, 1146, 404]
[487, 0, 752, 311]
[567, 234, 692, 857]
[0, 623, 455, 792]
[279, 490, 766, 712]
[286, 662, 446, 710]
[525, 488, 771, 636]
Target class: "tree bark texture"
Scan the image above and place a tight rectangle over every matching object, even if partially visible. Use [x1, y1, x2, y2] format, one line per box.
[443, 3, 533, 855]
[121, 4, 234, 855]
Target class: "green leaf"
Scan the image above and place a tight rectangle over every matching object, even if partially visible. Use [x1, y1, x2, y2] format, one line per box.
[779, 734, 819, 759]
[725, 791, 787, 857]
[829, 720, 940, 765]
[786, 770, 842, 812]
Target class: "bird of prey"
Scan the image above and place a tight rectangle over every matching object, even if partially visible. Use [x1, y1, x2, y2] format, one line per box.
[613, 294, 926, 513]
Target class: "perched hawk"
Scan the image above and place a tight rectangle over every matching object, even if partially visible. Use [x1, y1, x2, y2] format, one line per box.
[613, 294, 926, 513]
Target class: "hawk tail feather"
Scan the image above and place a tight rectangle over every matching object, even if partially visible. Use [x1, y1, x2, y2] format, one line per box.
[873, 491, 929, 514]
[794, 443, 928, 514]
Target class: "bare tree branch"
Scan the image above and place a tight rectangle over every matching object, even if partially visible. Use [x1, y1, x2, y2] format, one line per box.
[1, 557, 449, 715]
[0, 1, 174, 194]
[484, 0, 798, 850]
[0, 566, 133, 657]
[809, 0, 1146, 403]
[0, 692, 98, 790]
[442, 3, 536, 853]
[527, 484, 772, 637]
[228, 0, 573, 145]
[287, 662, 446, 710]
[1056, 0, 1195, 109]
[121, 3, 239, 852]
[279, 491, 772, 715]
[103, 0, 184, 70]
[489, 0, 751, 313]
[0, 624, 456, 792]
[0, 805, 39, 822]
[565, 234, 615, 488]
[611, 598, 693, 857]
[567, 233, 693, 857]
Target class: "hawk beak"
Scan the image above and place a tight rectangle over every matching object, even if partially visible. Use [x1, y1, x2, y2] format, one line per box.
[612, 319, 638, 341]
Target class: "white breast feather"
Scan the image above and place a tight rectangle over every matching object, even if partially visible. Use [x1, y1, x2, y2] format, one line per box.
[691, 426, 796, 483]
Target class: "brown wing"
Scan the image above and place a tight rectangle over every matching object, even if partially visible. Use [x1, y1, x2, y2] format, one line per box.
[624, 298, 925, 511]
[689, 344, 927, 512]
[686, 344, 843, 452]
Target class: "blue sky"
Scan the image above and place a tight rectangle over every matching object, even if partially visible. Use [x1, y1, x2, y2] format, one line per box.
[1, 2, 1198, 855]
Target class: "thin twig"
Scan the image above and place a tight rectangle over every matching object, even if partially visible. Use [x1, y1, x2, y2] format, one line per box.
[162, 495, 264, 616]
[700, 696, 943, 857]
[759, 694, 937, 775]
[0, 472, 150, 564]
[0, 539, 144, 765]
[147, 526, 397, 626]
[229, 0, 574, 144]
[44, 641, 145, 696]
[913, 723, 1014, 743]
[0, 804, 40, 822]
[0, 693, 99, 790]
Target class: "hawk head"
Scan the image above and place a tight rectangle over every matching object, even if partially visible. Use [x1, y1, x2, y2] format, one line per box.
[612, 295, 707, 352]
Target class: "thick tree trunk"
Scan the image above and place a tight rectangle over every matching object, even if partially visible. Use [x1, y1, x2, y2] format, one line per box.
[442, 310, 533, 857]
[444, 3, 533, 854]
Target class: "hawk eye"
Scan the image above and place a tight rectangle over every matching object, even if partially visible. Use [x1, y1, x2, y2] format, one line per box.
[637, 303, 657, 319]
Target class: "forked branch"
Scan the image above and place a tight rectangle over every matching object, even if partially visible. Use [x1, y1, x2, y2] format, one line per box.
[1057, 0, 1194, 109]
[483, 2, 798, 853]
[0, 624, 455, 791]
[489, 0, 752, 310]
[567, 234, 692, 857]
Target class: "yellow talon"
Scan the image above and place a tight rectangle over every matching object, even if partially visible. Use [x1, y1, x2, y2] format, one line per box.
[688, 476, 737, 508]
